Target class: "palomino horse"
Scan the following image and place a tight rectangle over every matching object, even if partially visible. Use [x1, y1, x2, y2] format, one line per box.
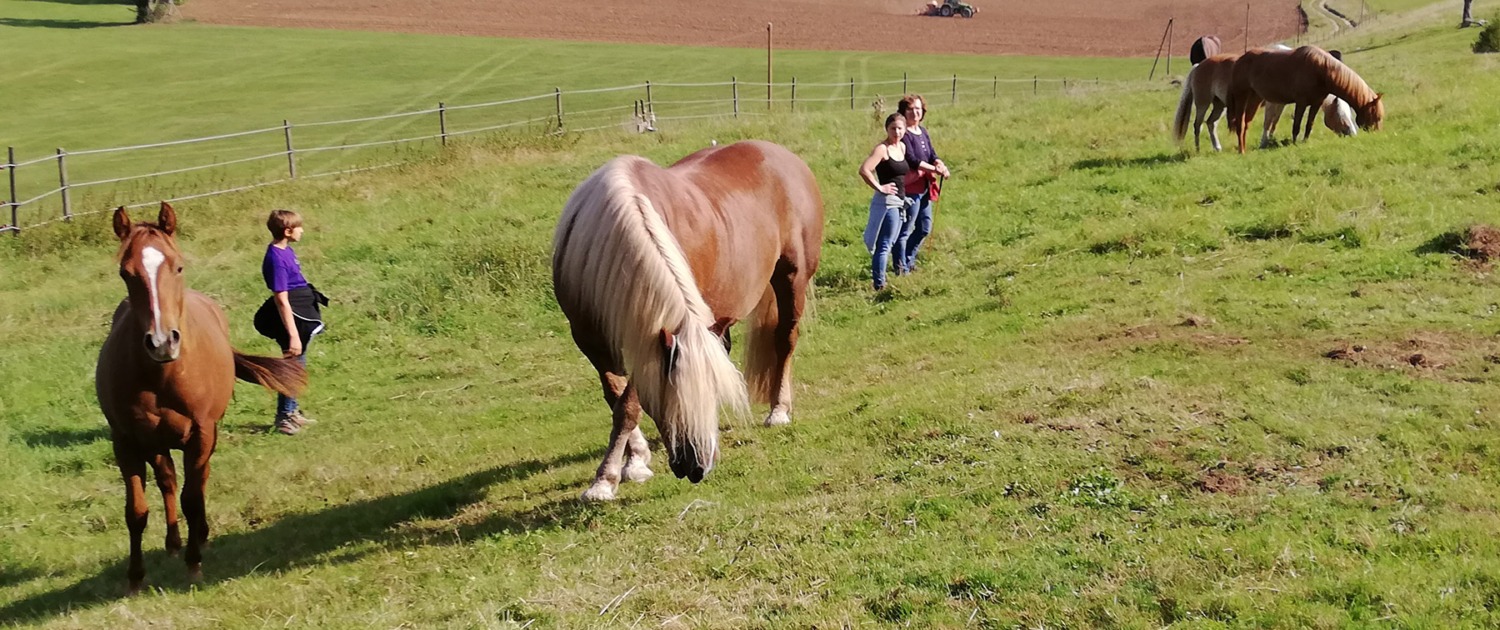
[1227, 45, 1384, 153]
[98, 202, 306, 594]
[1172, 52, 1240, 151]
[553, 140, 825, 501]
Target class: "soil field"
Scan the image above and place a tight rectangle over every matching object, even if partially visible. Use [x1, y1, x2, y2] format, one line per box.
[185, 0, 1304, 57]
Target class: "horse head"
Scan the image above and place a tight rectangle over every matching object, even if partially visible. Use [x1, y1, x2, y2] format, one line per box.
[1356, 93, 1384, 131]
[113, 202, 185, 363]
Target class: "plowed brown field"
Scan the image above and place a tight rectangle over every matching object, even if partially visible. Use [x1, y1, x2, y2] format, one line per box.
[184, 0, 1303, 57]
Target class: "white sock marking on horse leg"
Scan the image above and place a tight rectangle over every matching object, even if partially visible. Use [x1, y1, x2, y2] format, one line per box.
[141, 246, 166, 340]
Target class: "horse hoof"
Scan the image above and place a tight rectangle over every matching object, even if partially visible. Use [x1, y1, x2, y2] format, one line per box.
[580, 482, 617, 502]
[764, 409, 791, 427]
[186, 565, 203, 584]
[126, 582, 144, 597]
[623, 464, 654, 483]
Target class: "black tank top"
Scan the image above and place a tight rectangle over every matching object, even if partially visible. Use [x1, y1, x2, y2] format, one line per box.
[874, 145, 910, 191]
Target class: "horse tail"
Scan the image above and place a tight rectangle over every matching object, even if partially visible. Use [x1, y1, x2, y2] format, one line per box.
[552, 158, 748, 482]
[233, 350, 307, 398]
[1172, 67, 1196, 143]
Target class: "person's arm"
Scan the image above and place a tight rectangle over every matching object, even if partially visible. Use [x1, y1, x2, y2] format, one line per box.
[859, 144, 898, 195]
[275, 291, 301, 357]
[927, 131, 950, 177]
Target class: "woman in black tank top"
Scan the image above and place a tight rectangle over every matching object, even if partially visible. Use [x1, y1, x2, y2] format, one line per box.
[859, 114, 911, 291]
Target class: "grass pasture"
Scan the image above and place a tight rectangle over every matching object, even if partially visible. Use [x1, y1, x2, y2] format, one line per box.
[5, 1, 1500, 627]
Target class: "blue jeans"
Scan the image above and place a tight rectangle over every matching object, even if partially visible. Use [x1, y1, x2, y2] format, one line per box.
[870, 193, 907, 289]
[899, 191, 933, 271]
[276, 353, 307, 415]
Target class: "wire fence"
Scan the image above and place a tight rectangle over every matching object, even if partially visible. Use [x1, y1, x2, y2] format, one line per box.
[2, 73, 1149, 236]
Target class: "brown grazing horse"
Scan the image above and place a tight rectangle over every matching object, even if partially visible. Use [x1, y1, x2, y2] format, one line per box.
[553, 140, 825, 501]
[1227, 45, 1384, 153]
[1172, 52, 1241, 152]
[97, 202, 306, 594]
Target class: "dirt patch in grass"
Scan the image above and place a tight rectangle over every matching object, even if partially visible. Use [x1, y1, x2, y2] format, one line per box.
[1323, 332, 1470, 371]
[1196, 469, 1248, 494]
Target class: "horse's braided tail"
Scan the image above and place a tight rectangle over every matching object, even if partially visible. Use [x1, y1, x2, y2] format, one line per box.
[1172, 66, 1197, 143]
[552, 158, 748, 480]
[233, 350, 308, 399]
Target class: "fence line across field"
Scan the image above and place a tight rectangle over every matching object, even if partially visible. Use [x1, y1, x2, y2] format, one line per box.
[3, 73, 1147, 236]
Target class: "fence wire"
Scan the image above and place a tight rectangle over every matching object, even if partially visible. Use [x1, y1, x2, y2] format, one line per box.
[4, 74, 1152, 234]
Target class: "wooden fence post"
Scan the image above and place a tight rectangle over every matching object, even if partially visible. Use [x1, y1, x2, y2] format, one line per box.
[554, 88, 563, 131]
[56, 149, 71, 222]
[6, 147, 16, 236]
[438, 102, 448, 146]
[790, 77, 797, 112]
[733, 76, 739, 118]
[283, 120, 296, 179]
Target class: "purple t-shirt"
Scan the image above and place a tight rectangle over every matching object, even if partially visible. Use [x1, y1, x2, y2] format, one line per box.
[262, 244, 309, 293]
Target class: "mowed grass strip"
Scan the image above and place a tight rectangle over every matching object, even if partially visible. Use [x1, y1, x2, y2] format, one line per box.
[5, 2, 1500, 627]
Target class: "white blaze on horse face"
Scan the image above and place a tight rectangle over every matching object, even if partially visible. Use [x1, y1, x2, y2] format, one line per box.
[141, 246, 166, 339]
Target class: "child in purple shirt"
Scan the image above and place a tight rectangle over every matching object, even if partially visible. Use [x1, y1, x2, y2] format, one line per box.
[255, 209, 325, 435]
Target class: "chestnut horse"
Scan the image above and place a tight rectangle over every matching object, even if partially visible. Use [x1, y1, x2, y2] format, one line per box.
[98, 202, 306, 594]
[1227, 45, 1383, 153]
[553, 140, 825, 501]
[1172, 52, 1240, 152]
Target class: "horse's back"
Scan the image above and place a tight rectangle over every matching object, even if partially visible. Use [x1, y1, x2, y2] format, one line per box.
[649, 141, 824, 316]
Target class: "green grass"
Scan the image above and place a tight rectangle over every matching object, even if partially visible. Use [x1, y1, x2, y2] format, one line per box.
[6, 1, 1500, 627]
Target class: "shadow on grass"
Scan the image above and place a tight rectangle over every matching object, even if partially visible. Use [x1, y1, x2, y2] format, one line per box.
[0, 17, 130, 28]
[1414, 231, 1467, 256]
[20, 426, 109, 449]
[1070, 152, 1187, 170]
[0, 448, 604, 625]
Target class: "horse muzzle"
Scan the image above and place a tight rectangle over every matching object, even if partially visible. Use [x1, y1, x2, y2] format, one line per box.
[143, 329, 181, 363]
[668, 442, 713, 483]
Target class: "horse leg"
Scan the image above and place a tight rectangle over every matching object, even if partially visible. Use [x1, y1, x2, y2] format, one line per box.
[1205, 102, 1225, 152]
[1261, 103, 1283, 149]
[582, 380, 640, 501]
[150, 452, 183, 556]
[180, 438, 214, 583]
[763, 259, 807, 427]
[1290, 105, 1305, 144]
[114, 445, 150, 595]
[1191, 104, 1205, 152]
[1300, 104, 1317, 142]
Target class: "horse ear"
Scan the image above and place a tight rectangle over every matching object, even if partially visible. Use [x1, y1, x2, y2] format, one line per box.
[157, 201, 177, 236]
[112, 206, 131, 240]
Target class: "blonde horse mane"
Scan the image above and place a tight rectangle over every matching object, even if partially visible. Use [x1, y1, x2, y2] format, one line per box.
[553, 158, 748, 474]
[1292, 46, 1377, 107]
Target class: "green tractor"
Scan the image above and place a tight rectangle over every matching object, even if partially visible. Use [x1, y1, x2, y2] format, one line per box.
[923, 0, 978, 18]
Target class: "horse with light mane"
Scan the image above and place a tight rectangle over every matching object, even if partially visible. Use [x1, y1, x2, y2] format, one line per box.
[1257, 46, 1359, 146]
[98, 202, 306, 594]
[553, 140, 825, 501]
[1172, 52, 1241, 152]
[1227, 45, 1383, 153]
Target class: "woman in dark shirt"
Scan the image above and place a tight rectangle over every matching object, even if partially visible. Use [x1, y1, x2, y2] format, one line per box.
[860, 113, 911, 291]
[897, 94, 950, 273]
